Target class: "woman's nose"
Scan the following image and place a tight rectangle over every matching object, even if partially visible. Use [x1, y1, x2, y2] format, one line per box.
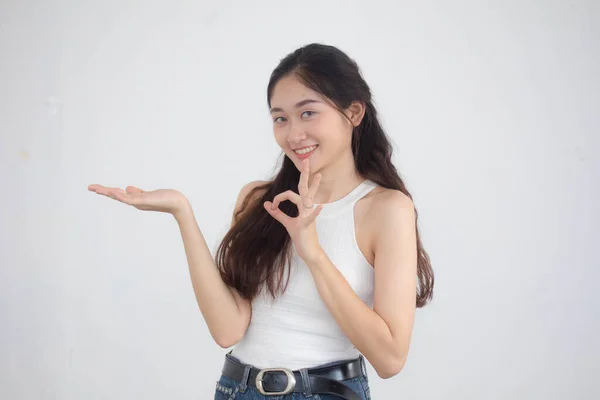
[287, 122, 307, 143]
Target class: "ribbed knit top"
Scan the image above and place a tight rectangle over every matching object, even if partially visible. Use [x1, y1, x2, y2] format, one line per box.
[230, 179, 378, 369]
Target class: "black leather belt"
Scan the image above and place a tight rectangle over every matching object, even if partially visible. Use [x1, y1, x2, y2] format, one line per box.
[222, 353, 364, 399]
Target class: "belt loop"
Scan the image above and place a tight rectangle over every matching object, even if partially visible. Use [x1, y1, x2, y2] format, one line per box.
[299, 368, 312, 396]
[238, 364, 251, 393]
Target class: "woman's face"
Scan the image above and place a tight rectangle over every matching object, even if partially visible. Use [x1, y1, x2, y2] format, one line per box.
[269, 74, 359, 174]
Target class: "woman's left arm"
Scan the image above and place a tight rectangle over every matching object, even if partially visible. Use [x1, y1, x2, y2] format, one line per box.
[304, 191, 417, 379]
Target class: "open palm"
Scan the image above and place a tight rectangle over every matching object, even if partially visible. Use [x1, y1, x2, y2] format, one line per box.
[88, 184, 186, 214]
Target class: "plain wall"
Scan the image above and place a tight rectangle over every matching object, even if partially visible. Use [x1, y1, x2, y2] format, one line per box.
[1, 0, 598, 398]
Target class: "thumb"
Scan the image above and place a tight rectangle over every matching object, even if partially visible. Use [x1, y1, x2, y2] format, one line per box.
[126, 186, 144, 195]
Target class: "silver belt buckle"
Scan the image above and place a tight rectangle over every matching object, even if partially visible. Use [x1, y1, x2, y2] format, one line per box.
[255, 368, 296, 396]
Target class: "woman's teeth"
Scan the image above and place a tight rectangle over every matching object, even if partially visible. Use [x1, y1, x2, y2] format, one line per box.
[294, 145, 318, 155]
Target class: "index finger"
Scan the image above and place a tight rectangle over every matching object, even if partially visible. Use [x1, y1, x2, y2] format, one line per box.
[298, 159, 310, 197]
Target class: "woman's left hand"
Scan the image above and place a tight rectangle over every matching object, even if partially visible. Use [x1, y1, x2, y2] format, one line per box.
[264, 159, 325, 262]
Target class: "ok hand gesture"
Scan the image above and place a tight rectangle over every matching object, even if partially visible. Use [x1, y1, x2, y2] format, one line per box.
[264, 159, 325, 262]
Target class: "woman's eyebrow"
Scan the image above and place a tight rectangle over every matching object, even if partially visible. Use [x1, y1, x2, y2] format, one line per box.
[270, 99, 322, 114]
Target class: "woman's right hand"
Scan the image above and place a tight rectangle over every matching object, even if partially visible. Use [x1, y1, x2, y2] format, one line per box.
[88, 184, 189, 216]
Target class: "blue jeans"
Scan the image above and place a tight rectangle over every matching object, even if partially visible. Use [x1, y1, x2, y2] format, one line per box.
[214, 354, 371, 400]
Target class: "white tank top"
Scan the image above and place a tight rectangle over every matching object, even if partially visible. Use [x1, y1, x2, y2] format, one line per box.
[230, 179, 378, 370]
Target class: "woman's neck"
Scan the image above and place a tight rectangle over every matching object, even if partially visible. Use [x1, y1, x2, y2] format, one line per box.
[311, 153, 364, 205]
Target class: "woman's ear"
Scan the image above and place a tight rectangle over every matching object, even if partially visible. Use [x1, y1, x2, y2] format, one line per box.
[346, 101, 366, 127]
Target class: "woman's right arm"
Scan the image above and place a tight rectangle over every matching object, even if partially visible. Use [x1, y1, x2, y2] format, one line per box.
[173, 181, 267, 348]
[88, 181, 266, 348]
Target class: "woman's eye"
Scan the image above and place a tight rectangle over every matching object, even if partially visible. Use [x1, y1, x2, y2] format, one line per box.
[273, 112, 314, 124]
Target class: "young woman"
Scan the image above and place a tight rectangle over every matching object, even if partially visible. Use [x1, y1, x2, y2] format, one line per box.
[88, 43, 434, 400]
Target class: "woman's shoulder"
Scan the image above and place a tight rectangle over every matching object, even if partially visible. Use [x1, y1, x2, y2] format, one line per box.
[363, 184, 413, 210]
[231, 180, 271, 225]
[372, 186, 413, 208]
[355, 185, 415, 264]
[238, 180, 271, 200]
[361, 186, 415, 230]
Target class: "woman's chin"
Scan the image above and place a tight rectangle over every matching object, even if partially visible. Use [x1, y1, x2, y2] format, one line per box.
[300, 158, 320, 173]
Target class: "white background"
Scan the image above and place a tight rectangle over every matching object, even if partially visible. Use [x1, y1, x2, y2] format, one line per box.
[1, 0, 598, 399]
